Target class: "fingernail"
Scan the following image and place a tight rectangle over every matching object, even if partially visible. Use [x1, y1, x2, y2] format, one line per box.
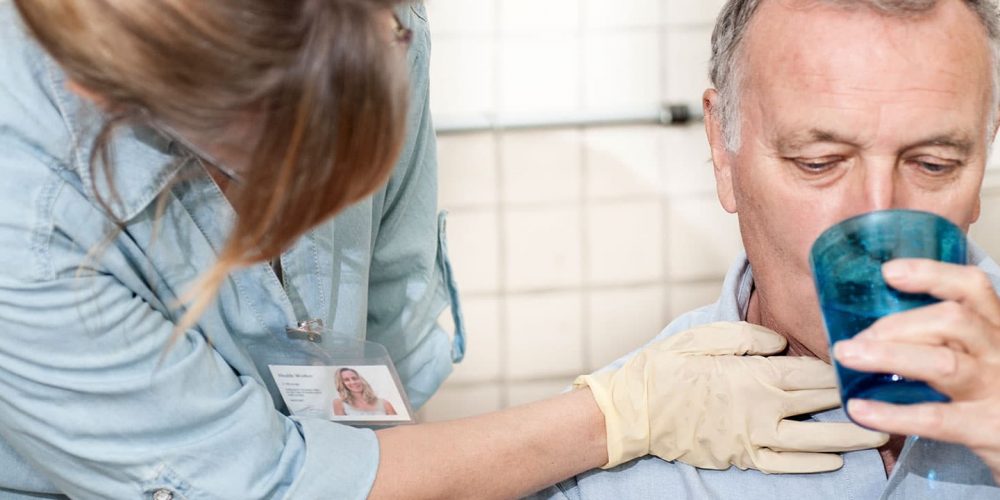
[882, 260, 908, 283]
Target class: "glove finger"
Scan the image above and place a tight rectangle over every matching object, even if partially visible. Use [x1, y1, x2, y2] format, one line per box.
[758, 420, 890, 453]
[751, 449, 845, 474]
[782, 388, 842, 416]
[765, 356, 838, 391]
[662, 321, 787, 356]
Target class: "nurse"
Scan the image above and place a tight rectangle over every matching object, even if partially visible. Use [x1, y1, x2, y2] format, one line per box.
[0, 1, 884, 498]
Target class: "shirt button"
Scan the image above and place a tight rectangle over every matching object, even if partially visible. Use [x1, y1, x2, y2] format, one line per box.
[152, 489, 174, 500]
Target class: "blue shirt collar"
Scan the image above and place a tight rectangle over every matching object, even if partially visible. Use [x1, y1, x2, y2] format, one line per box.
[45, 58, 184, 222]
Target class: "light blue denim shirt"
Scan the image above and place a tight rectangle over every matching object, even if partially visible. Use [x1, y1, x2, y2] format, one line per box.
[531, 247, 1000, 500]
[0, 3, 464, 499]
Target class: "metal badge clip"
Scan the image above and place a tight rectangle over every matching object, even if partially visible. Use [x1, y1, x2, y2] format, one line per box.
[285, 319, 325, 343]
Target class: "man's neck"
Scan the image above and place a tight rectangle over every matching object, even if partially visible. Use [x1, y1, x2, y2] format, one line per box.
[745, 286, 826, 360]
[746, 286, 903, 476]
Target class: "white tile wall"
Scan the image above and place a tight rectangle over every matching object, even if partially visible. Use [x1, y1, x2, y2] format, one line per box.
[585, 201, 664, 285]
[437, 133, 498, 208]
[505, 291, 586, 378]
[429, 38, 495, 117]
[500, 130, 583, 205]
[668, 281, 727, 319]
[989, 135, 1000, 173]
[660, 124, 717, 196]
[587, 285, 668, 368]
[420, 384, 503, 421]
[445, 210, 501, 293]
[666, 197, 742, 281]
[585, 0, 661, 30]
[663, 28, 714, 104]
[499, 36, 583, 114]
[584, 126, 662, 199]
[584, 32, 661, 110]
[499, 0, 581, 35]
[506, 379, 575, 407]
[971, 192, 1000, 253]
[425, 0, 494, 36]
[663, 0, 728, 26]
[446, 297, 502, 383]
[504, 207, 583, 291]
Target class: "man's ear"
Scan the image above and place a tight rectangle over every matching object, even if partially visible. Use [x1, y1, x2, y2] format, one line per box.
[703, 89, 737, 214]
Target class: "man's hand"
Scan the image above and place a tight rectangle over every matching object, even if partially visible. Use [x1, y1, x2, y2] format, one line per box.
[577, 321, 888, 473]
[835, 258, 1000, 483]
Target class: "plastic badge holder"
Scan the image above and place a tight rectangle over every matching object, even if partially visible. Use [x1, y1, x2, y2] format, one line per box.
[810, 209, 966, 412]
[248, 321, 416, 428]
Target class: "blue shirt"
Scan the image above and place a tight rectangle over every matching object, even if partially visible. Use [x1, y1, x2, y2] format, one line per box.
[0, 3, 464, 499]
[532, 248, 1000, 500]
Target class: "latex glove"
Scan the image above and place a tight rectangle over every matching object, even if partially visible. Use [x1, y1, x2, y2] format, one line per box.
[576, 321, 889, 473]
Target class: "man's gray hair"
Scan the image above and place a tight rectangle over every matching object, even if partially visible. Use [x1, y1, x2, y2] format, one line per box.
[709, 0, 1000, 152]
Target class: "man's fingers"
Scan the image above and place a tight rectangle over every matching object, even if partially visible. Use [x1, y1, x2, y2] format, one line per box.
[858, 301, 993, 355]
[834, 339, 980, 398]
[882, 259, 1000, 326]
[662, 321, 787, 356]
[756, 420, 890, 453]
[846, 399, 984, 446]
[750, 449, 845, 474]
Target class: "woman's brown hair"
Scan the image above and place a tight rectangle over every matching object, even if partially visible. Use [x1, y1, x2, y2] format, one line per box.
[13, 0, 410, 330]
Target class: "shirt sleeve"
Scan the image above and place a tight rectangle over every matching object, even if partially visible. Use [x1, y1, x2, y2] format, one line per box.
[0, 2, 390, 492]
[0, 138, 379, 500]
[365, 2, 467, 409]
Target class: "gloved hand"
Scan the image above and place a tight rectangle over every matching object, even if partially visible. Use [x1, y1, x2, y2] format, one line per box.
[575, 321, 889, 473]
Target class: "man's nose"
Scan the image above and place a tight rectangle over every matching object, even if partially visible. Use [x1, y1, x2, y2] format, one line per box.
[859, 160, 897, 212]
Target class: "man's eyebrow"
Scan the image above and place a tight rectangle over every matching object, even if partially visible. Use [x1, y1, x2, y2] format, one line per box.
[901, 133, 975, 156]
[774, 130, 977, 156]
[774, 129, 860, 152]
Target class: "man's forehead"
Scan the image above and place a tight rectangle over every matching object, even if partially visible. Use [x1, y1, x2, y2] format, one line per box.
[742, 0, 993, 125]
[745, 0, 987, 55]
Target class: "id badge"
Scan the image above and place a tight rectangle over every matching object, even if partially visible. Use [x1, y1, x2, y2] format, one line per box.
[248, 320, 416, 427]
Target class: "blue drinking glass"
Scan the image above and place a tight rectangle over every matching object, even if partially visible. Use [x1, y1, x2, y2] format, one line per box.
[810, 209, 966, 410]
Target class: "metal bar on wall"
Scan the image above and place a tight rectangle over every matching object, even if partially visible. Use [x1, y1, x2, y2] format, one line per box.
[433, 102, 703, 135]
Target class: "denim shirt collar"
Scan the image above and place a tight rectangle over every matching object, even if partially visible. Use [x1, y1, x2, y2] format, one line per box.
[44, 59, 184, 223]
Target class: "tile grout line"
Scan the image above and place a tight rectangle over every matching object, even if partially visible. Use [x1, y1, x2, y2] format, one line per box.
[441, 189, 721, 215]
[492, 0, 510, 411]
[578, 0, 594, 374]
[460, 276, 729, 300]
[659, 9, 675, 325]
[430, 25, 664, 42]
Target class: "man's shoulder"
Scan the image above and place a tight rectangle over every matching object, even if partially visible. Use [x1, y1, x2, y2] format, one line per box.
[529, 449, 887, 500]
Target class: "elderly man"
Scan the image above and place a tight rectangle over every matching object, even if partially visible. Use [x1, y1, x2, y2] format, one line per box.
[532, 0, 1000, 498]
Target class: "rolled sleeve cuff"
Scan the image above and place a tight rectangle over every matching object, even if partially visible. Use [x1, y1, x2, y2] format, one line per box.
[285, 418, 380, 500]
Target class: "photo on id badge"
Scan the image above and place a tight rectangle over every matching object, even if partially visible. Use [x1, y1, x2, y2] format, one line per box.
[269, 364, 411, 423]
